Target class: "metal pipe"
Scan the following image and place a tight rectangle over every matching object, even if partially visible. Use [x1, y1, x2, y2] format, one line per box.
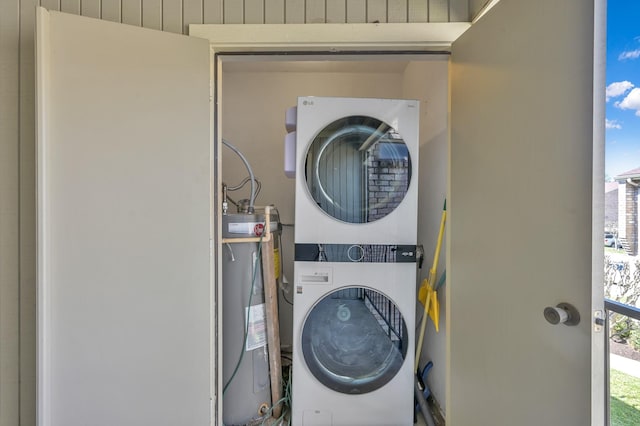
[414, 378, 436, 426]
[222, 139, 256, 213]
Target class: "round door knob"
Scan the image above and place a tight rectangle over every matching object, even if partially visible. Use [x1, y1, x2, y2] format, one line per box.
[544, 303, 580, 326]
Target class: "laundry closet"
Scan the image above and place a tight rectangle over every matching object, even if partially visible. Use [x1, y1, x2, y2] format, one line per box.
[219, 56, 449, 424]
[35, 1, 602, 425]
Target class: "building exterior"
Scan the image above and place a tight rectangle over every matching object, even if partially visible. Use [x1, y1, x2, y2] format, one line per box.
[605, 181, 619, 233]
[616, 167, 640, 256]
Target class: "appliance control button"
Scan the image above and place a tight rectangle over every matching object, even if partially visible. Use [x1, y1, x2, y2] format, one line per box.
[347, 245, 365, 262]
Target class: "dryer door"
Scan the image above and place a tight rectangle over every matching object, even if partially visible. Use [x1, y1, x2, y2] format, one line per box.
[304, 116, 412, 223]
[301, 287, 408, 394]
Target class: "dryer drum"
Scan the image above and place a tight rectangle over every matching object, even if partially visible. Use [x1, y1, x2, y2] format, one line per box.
[304, 115, 412, 224]
[301, 286, 408, 395]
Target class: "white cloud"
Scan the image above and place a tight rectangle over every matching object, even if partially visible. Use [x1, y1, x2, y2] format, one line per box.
[606, 119, 622, 129]
[619, 49, 640, 60]
[606, 81, 634, 101]
[616, 87, 640, 116]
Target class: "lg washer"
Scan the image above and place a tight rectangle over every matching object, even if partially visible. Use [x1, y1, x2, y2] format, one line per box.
[291, 261, 416, 426]
[291, 97, 420, 425]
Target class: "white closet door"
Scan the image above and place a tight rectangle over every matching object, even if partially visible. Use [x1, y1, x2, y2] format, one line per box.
[36, 9, 212, 426]
[449, 0, 605, 425]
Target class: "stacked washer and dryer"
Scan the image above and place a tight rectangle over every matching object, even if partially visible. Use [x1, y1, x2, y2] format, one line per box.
[288, 97, 420, 426]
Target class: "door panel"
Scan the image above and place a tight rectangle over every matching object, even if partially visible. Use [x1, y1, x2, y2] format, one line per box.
[36, 9, 211, 426]
[449, 0, 603, 425]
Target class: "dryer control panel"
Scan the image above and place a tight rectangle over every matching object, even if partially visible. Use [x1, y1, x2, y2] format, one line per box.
[295, 243, 418, 263]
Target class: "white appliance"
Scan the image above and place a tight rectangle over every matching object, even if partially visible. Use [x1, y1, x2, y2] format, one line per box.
[291, 261, 416, 426]
[294, 96, 419, 245]
[292, 97, 420, 425]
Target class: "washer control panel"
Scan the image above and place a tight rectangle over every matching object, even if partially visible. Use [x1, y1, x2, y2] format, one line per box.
[295, 243, 418, 263]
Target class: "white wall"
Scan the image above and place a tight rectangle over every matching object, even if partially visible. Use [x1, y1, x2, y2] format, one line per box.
[403, 59, 449, 412]
[220, 58, 450, 406]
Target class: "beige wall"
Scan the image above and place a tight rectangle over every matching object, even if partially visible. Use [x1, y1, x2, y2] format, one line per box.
[0, 1, 490, 424]
[402, 59, 449, 411]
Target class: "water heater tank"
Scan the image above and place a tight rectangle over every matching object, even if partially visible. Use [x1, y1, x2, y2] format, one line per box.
[222, 212, 279, 425]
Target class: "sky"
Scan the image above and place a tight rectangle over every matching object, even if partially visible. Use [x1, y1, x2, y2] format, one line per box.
[605, 0, 640, 179]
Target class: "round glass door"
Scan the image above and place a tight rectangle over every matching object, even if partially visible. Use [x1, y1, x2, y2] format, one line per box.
[305, 116, 412, 223]
[301, 287, 408, 394]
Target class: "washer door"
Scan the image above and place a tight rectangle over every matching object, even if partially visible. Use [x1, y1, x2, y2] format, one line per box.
[305, 116, 412, 223]
[301, 287, 408, 394]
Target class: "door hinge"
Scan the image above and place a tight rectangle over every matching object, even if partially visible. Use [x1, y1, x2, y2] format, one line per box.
[594, 310, 605, 332]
